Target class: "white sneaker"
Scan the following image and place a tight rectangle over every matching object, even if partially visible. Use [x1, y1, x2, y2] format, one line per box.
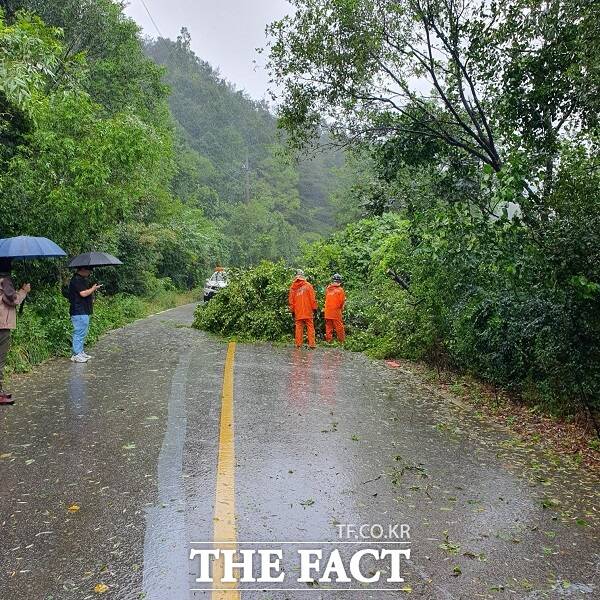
[70, 353, 89, 363]
[82, 352, 92, 359]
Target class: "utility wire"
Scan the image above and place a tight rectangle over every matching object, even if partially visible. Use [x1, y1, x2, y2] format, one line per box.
[138, 0, 163, 37]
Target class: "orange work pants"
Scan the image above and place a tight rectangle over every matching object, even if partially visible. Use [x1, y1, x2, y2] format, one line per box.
[295, 319, 316, 348]
[325, 318, 345, 343]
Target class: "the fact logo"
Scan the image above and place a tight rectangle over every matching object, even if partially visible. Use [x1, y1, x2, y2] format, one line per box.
[189, 523, 412, 590]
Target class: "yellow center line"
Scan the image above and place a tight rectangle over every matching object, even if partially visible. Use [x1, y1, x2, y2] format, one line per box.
[212, 342, 240, 599]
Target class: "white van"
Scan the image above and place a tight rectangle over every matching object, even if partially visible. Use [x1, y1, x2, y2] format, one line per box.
[203, 270, 228, 302]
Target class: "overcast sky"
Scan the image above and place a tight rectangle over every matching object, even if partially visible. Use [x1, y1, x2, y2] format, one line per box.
[123, 0, 292, 100]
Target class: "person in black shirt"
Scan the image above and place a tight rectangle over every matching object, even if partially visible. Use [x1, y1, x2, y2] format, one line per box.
[68, 267, 102, 363]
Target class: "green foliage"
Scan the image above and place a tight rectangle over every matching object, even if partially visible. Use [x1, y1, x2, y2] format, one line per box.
[194, 261, 294, 341]
[302, 213, 409, 283]
[2, 88, 168, 251]
[0, 7, 223, 290]
[8, 0, 170, 120]
[0, 5, 343, 277]
[194, 214, 409, 343]
[195, 202, 600, 416]
[268, 0, 599, 213]
[146, 29, 277, 205]
[0, 3, 224, 380]
[7, 292, 71, 371]
[266, 1, 600, 418]
[2, 0, 598, 425]
[99, 210, 225, 296]
[0, 10, 61, 115]
[224, 198, 301, 266]
[154, 208, 226, 289]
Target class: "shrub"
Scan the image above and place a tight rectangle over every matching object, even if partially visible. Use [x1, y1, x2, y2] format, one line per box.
[194, 261, 295, 341]
[193, 207, 600, 417]
[193, 214, 411, 347]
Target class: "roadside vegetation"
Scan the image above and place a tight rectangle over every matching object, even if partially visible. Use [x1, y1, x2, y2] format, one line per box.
[195, 207, 599, 420]
[0, 3, 216, 374]
[197, 0, 600, 428]
[0, 1, 339, 374]
[7, 288, 196, 377]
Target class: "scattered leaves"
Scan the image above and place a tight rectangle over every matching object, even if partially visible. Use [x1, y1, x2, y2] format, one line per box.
[439, 531, 460, 555]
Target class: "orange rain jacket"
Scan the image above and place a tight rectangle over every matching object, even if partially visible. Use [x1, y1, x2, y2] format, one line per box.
[324, 283, 346, 320]
[288, 278, 318, 320]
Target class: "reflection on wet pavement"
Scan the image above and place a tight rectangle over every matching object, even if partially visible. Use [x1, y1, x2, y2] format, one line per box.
[1, 304, 599, 599]
[67, 365, 88, 415]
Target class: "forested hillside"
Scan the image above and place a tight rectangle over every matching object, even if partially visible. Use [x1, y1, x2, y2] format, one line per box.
[145, 31, 342, 263]
[0, 0, 343, 282]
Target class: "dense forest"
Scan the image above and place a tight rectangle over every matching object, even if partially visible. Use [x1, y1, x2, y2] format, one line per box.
[196, 0, 600, 420]
[0, 0, 212, 294]
[146, 33, 341, 223]
[0, 0, 342, 280]
[0, 0, 340, 371]
[145, 30, 343, 264]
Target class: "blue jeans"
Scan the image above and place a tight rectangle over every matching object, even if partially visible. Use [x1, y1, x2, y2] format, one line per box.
[71, 315, 90, 355]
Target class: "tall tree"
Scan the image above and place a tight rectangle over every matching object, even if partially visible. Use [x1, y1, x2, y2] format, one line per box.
[2, 0, 169, 120]
[267, 0, 599, 202]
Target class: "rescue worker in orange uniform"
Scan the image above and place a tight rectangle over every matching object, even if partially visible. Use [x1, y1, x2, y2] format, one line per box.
[324, 273, 346, 343]
[288, 270, 318, 348]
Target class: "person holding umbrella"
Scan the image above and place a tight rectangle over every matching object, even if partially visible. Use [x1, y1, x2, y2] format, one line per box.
[0, 259, 30, 404]
[67, 252, 122, 363]
[0, 236, 66, 404]
[68, 267, 101, 363]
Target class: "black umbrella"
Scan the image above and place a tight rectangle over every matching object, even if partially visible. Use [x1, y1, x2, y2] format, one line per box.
[68, 252, 123, 268]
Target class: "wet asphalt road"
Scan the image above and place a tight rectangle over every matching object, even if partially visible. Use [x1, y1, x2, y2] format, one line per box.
[1, 303, 599, 600]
